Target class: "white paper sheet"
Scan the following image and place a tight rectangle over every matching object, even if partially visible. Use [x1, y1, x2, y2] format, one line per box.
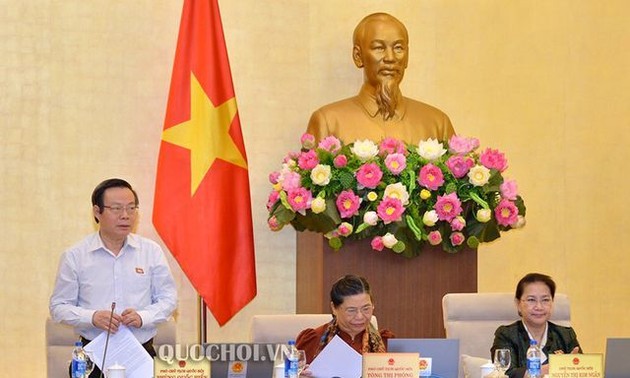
[84, 325, 154, 378]
[307, 335, 362, 378]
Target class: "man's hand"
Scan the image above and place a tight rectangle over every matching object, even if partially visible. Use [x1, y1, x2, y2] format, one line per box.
[121, 308, 143, 328]
[92, 310, 122, 333]
[542, 364, 550, 375]
[300, 365, 312, 377]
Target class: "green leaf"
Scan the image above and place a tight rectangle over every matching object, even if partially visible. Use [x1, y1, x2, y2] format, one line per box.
[514, 195, 527, 216]
[324, 198, 342, 223]
[292, 212, 338, 234]
[272, 205, 296, 224]
[338, 170, 355, 189]
[467, 235, 480, 249]
[468, 217, 501, 243]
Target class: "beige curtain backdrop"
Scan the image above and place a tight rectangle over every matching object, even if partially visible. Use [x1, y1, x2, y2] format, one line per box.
[1, 1, 628, 375]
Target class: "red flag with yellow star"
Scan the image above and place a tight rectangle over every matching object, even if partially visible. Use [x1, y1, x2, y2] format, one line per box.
[153, 0, 256, 326]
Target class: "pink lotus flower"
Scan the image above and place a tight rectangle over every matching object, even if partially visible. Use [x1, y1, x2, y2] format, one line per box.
[266, 191, 280, 210]
[298, 150, 319, 170]
[448, 135, 480, 154]
[287, 187, 312, 213]
[281, 171, 301, 191]
[418, 163, 445, 190]
[434, 192, 463, 222]
[283, 151, 299, 164]
[356, 163, 383, 189]
[371, 236, 385, 251]
[450, 216, 466, 231]
[494, 199, 519, 226]
[268, 171, 281, 184]
[427, 231, 442, 246]
[300, 133, 316, 149]
[267, 216, 283, 231]
[379, 137, 407, 156]
[336, 190, 361, 218]
[318, 136, 342, 154]
[333, 154, 348, 168]
[385, 153, 407, 175]
[500, 179, 518, 200]
[445, 155, 474, 178]
[337, 222, 354, 237]
[377, 197, 404, 224]
[450, 232, 465, 246]
[480, 148, 508, 172]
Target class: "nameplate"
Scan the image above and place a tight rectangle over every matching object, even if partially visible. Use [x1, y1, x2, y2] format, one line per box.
[362, 352, 419, 378]
[549, 354, 603, 378]
[154, 358, 210, 378]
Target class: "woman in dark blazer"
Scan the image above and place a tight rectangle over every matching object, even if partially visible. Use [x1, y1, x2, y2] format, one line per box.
[491, 273, 581, 378]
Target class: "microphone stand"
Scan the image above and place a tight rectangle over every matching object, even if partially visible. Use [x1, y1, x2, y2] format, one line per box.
[99, 302, 116, 378]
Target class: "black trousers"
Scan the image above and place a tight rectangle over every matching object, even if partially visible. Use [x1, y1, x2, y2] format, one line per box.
[68, 337, 155, 378]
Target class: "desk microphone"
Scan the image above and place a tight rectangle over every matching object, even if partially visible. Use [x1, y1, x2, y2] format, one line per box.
[100, 302, 116, 378]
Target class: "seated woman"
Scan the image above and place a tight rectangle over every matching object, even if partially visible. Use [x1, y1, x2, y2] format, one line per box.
[491, 273, 581, 378]
[296, 274, 394, 364]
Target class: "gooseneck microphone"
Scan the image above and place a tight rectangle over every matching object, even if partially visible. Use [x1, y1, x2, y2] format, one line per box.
[100, 302, 116, 378]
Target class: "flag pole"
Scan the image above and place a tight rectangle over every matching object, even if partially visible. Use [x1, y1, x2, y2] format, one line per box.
[198, 295, 207, 344]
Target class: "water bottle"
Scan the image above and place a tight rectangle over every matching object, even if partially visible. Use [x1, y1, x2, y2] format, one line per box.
[284, 340, 299, 378]
[71, 341, 88, 378]
[525, 339, 542, 378]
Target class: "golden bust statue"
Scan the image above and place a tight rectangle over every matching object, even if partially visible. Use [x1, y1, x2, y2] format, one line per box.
[307, 13, 455, 144]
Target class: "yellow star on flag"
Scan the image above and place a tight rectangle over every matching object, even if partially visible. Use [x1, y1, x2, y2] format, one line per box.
[162, 73, 248, 195]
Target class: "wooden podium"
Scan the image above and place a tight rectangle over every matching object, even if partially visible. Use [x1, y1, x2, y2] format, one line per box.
[296, 231, 477, 338]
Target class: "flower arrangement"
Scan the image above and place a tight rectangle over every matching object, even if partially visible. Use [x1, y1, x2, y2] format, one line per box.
[266, 133, 526, 258]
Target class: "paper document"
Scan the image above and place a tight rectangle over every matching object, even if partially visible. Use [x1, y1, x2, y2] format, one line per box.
[308, 334, 362, 378]
[84, 325, 153, 378]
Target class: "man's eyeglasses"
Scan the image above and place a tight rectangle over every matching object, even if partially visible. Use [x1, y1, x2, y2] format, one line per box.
[521, 297, 553, 308]
[103, 205, 139, 215]
[342, 304, 374, 317]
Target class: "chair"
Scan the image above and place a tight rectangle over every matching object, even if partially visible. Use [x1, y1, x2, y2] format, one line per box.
[442, 292, 571, 378]
[45, 317, 176, 378]
[249, 314, 379, 344]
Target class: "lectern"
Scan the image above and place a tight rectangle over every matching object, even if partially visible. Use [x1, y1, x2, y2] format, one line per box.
[296, 231, 477, 337]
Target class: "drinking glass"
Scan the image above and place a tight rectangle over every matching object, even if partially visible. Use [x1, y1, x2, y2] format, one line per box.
[296, 350, 307, 376]
[494, 348, 511, 375]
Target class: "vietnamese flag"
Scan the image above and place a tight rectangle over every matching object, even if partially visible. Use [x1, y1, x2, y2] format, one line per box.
[153, 0, 256, 326]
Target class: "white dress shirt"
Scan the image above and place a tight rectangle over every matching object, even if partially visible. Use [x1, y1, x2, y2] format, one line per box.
[50, 232, 178, 343]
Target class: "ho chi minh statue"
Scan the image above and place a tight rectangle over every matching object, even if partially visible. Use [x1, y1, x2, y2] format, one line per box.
[306, 12, 455, 145]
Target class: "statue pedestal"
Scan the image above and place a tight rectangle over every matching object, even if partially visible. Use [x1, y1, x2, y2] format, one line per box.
[296, 231, 477, 337]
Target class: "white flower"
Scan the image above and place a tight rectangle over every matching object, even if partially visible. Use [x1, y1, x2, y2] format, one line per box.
[383, 182, 410, 205]
[311, 197, 326, 214]
[382, 233, 398, 248]
[416, 138, 447, 161]
[468, 165, 491, 186]
[476, 208, 492, 223]
[350, 139, 379, 162]
[514, 215, 526, 228]
[363, 211, 379, 226]
[310, 164, 331, 186]
[422, 210, 439, 226]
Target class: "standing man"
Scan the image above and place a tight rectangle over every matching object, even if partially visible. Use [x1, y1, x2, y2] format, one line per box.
[307, 12, 455, 144]
[50, 178, 177, 377]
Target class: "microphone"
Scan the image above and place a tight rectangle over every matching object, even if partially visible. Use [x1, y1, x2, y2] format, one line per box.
[100, 302, 116, 378]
